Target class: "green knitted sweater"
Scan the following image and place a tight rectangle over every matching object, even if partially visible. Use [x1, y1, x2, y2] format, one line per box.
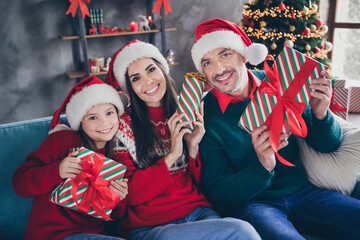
[199, 70, 342, 215]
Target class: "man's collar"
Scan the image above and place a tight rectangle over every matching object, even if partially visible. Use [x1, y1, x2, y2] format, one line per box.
[212, 70, 261, 114]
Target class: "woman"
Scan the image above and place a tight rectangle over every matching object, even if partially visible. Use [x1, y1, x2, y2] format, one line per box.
[105, 40, 260, 240]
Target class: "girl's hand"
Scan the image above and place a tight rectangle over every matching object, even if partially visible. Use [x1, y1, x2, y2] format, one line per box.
[184, 101, 206, 159]
[164, 112, 192, 169]
[109, 178, 128, 201]
[59, 151, 83, 179]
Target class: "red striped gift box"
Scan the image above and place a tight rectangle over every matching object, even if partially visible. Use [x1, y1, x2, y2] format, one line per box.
[239, 46, 327, 166]
[50, 147, 127, 220]
[349, 86, 360, 113]
[330, 78, 349, 120]
[239, 46, 327, 134]
[177, 73, 206, 130]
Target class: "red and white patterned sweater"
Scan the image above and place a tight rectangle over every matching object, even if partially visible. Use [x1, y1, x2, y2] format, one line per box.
[113, 106, 211, 237]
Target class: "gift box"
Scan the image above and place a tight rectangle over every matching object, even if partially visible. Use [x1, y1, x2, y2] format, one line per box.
[330, 78, 349, 120]
[50, 147, 127, 220]
[348, 83, 360, 113]
[238, 46, 327, 166]
[176, 72, 206, 130]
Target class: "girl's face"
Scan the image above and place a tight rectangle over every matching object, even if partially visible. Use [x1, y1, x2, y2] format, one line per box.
[81, 103, 119, 149]
[128, 58, 167, 107]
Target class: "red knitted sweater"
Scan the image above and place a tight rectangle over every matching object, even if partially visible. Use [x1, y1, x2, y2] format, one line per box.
[113, 107, 211, 237]
[12, 130, 126, 240]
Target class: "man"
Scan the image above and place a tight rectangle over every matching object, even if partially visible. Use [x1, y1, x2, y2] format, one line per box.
[191, 18, 360, 239]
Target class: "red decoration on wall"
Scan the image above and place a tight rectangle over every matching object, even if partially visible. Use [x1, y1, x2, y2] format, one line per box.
[152, 0, 173, 15]
[66, 0, 91, 19]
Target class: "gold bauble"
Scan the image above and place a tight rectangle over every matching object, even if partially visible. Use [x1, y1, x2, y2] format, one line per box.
[310, 25, 317, 32]
[312, 3, 318, 11]
[284, 39, 294, 48]
[270, 42, 277, 50]
[302, 7, 310, 15]
[305, 44, 311, 51]
[260, 21, 267, 28]
[289, 25, 296, 32]
[322, 25, 329, 33]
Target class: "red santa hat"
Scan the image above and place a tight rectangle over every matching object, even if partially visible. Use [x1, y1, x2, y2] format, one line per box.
[50, 76, 124, 131]
[191, 18, 268, 74]
[105, 39, 169, 93]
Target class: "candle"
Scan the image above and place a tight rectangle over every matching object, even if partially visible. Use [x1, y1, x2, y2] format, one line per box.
[130, 21, 138, 32]
[148, 16, 153, 23]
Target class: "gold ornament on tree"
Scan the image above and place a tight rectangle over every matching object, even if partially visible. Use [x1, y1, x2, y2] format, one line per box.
[284, 39, 294, 48]
[260, 21, 267, 28]
[305, 44, 311, 51]
[325, 42, 333, 52]
[310, 25, 317, 32]
[302, 6, 310, 15]
[270, 42, 277, 50]
[289, 25, 296, 32]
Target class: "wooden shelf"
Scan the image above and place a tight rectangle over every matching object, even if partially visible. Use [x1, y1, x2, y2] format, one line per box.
[65, 62, 179, 79]
[65, 71, 107, 79]
[60, 28, 177, 40]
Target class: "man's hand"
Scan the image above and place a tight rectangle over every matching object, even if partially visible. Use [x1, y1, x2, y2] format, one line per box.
[251, 125, 288, 172]
[309, 70, 333, 120]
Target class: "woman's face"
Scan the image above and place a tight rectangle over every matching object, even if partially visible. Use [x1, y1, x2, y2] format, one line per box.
[128, 58, 167, 107]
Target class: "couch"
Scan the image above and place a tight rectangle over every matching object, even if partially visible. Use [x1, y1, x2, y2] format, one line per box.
[1, 115, 359, 239]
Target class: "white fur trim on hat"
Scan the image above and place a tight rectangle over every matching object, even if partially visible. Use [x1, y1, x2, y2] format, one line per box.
[113, 41, 169, 93]
[191, 30, 267, 74]
[66, 84, 124, 131]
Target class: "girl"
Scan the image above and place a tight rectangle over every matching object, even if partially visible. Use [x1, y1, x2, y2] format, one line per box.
[12, 76, 128, 240]
[105, 40, 260, 240]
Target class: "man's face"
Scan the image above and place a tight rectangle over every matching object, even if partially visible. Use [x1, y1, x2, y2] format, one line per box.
[201, 48, 248, 96]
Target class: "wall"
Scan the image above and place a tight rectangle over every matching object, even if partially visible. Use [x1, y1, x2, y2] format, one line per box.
[0, 0, 245, 124]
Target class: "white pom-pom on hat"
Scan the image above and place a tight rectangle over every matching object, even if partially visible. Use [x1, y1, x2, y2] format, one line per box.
[246, 43, 268, 66]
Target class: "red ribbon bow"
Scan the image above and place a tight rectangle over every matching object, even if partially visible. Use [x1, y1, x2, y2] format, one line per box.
[259, 56, 319, 166]
[66, 0, 91, 19]
[152, 0, 173, 15]
[71, 153, 120, 220]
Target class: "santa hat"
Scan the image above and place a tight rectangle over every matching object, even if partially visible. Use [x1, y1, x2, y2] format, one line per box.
[105, 39, 169, 93]
[191, 18, 268, 74]
[50, 76, 124, 131]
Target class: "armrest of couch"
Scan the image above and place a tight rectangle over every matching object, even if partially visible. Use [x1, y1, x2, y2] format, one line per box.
[0, 115, 65, 239]
[296, 114, 360, 197]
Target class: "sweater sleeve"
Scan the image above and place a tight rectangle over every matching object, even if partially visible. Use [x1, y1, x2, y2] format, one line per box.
[114, 150, 174, 206]
[302, 106, 342, 152]
[200, 131, 274, 213]
[12, 131, 80, 198]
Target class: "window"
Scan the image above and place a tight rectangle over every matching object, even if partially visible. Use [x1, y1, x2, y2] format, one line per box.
[328, 0, 360, 82]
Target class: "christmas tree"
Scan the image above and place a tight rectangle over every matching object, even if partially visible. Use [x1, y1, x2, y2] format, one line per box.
[241, 0, 332, 69]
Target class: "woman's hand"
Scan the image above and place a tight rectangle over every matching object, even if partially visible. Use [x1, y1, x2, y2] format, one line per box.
[184, 102, 206, 159]
[164, 112, 192, 169]
[59, 151, 83, 179]
[109, 178, 129, 201]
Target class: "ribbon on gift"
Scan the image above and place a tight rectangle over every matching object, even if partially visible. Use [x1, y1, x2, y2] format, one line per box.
[66, 0, 91, 19]
[152, 0, 173, 15]
[71, 153, 120, 220]
[259, 55, 319, 166]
